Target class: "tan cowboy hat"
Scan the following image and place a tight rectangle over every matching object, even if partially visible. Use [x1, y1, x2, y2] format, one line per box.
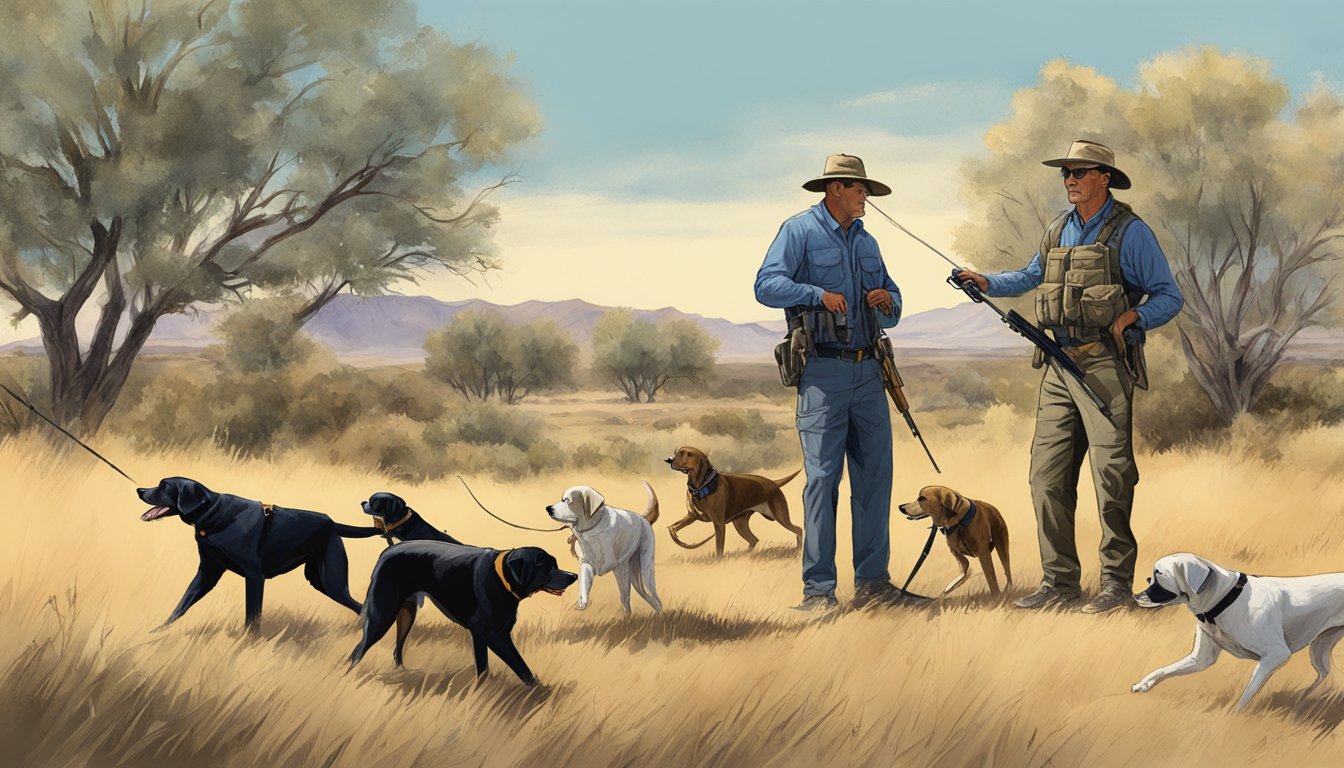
[802, 154, 892, 196]
[1041, 139, 1132, 189]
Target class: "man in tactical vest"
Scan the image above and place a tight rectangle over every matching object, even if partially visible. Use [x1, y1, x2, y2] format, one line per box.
[955, 140, 1184, 614]
[755, 154, 912, 612]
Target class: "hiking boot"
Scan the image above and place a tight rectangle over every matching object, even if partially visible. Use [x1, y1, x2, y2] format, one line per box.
[1013, 584, 1081, 610]
[853, 580, 930, 610]
[793, 594, 839, 613]
[1081, 584, 1133, 615]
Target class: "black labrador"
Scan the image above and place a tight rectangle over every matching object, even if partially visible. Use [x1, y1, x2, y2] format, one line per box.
[360, 491, 463, 545]
[348, 541, 577, 685]
[138, 476, 381, 628]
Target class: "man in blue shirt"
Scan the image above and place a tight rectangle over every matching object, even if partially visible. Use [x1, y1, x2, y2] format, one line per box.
[956, 140, 1184, 614]
[756, 154, 912, 612]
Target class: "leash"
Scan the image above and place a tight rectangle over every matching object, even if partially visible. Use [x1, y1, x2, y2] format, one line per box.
[0, 381, 138, 484]
[457, 476, 567, 532]
[897, 524, 939, 599]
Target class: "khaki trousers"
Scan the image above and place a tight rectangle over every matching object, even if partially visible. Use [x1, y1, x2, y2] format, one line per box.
[1028, 345, 1138, 591]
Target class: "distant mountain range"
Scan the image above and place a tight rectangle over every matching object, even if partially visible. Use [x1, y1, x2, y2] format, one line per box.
[2, 295, 1340, 364]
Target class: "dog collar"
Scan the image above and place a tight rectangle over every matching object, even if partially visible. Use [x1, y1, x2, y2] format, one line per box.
[690, 469, 720, 499]
[939, 500, 976, 536]
[375, 510, 413, 534]
[1197, 572, 1248, 625]
[494, 550, 523, 600]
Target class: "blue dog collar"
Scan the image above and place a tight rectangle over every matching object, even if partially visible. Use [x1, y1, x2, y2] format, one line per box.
[691, 469, 720, 499]
[939, 500, 976, 536]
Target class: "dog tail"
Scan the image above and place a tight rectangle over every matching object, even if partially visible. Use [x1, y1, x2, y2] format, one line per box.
[641, 480, 659, 524]
[773, 468, 803, 488]
[334, 523, 383, 538]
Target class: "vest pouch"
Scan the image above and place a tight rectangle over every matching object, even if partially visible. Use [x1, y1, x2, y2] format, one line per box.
[1034, 283, 1065, 327]
[1043, 247, 1071, 284]
[1080, 284, 1127, 329]
[1061, 244, 1112, 324]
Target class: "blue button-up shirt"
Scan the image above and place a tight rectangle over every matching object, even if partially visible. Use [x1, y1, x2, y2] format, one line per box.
[983, 195, 1184, 342]
[755, 202, 901, 350]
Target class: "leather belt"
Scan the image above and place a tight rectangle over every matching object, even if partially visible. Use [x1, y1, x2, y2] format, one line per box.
[815, 347, 873, 362]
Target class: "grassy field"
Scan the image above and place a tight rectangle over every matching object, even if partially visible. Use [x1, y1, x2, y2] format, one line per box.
[5, 393, 1344, 767]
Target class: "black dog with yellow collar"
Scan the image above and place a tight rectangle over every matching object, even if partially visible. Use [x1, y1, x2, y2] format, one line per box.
[348, 541, 577, 685]
[360, 491, 464, 546]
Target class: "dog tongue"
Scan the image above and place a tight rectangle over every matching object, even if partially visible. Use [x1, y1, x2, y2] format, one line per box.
[141, 506, 170, 521]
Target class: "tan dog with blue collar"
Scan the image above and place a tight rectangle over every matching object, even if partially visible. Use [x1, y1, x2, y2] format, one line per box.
[665, 446, 803, 556]
[899, 485, 1012, 595]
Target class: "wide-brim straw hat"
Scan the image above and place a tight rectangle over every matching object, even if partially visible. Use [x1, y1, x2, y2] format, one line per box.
[1041, 139, 1132, 190]
[802, 154, 892, 196]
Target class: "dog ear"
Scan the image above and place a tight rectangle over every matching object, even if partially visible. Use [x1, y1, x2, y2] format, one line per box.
[1182, 558, 1212, 595]
[580, 487, 606, 518]
[168, 477, 214, 517]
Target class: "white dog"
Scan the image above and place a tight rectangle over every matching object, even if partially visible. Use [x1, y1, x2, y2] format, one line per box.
[1132, 552, 1344, 710]
[546, 481, 663, 614]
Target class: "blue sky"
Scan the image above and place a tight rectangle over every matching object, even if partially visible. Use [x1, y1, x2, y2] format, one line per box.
[407, 0, 1344, 322]
[2, 0, 1338, 345]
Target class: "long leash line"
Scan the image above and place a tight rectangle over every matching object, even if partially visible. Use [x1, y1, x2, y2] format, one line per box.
[457, 475, 566, 532]
[866, 201, 963, 270]
[0, 381, 138, 484]
[899, 525, 939, 598]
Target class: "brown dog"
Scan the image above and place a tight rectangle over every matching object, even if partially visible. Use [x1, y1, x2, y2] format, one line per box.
[899, 485, 1012, 595]
[664, 446, 804, 556]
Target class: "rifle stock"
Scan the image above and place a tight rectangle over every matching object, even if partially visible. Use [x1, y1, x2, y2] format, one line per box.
[875, 337, 941, 474]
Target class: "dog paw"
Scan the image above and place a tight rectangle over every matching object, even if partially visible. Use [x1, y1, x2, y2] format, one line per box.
[575, 600, 589, 611]
[1132, 681, 1153, 693]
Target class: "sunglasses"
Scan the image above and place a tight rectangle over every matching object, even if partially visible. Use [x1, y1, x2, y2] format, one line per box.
[1060, 166, 1102, 180]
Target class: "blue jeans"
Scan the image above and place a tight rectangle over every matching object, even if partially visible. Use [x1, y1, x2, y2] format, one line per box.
[795, 356, 893, 598]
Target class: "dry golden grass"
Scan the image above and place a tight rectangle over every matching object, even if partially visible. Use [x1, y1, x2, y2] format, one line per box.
[5, 402, 1344, 767]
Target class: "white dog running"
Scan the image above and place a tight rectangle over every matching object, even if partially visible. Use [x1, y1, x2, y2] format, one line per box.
[1132, 552, 1344, 710]
[546, 482, 663, 614]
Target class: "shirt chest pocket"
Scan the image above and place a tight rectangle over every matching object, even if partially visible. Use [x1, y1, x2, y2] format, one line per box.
[858, 254, 885, 289]
[807, 247, 847, 291]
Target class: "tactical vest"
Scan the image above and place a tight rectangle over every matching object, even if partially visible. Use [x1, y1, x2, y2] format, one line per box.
[1034, 200, 1137, 344]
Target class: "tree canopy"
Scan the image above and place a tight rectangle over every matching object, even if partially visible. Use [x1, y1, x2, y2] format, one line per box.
[0, 0, 539, 432]
[592, 309, 718, 403]
[423, 310, 577, 404]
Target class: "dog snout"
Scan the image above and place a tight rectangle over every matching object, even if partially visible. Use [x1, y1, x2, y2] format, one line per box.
[1135, 579, 1180, 608]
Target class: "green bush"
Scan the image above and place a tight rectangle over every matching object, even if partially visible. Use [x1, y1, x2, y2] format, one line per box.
[1250, 369, 1344, 430]
[423, 401, 543, 451]
[692, 408, 780, 443]
[572, 442, 606, 469]
[1135, 373, 1228, 452]
[945, 367, 996, 406]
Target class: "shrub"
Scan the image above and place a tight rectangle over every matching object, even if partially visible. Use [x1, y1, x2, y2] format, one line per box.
[945, 367, 996, 406]
[423, 401, 543, 452]
[692, 409, 780, 443]
[1135, 373, 1228, 452]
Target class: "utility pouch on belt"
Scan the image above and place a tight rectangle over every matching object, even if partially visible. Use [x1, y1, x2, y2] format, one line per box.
[775, 315, 812, 388]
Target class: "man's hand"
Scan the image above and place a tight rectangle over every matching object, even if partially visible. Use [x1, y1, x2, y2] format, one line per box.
[866, 289, 895, 315]
[821, 291, 847, 313]
[1110, 309, 1140, 351]
[953, 270, 989, 292]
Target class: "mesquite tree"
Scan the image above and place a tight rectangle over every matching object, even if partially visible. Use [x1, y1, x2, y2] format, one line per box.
[0, 0, 539, 433]
[592, 309, 718, 403]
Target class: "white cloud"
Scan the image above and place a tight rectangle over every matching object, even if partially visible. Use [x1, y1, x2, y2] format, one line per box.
[841, 83, 941, 108]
